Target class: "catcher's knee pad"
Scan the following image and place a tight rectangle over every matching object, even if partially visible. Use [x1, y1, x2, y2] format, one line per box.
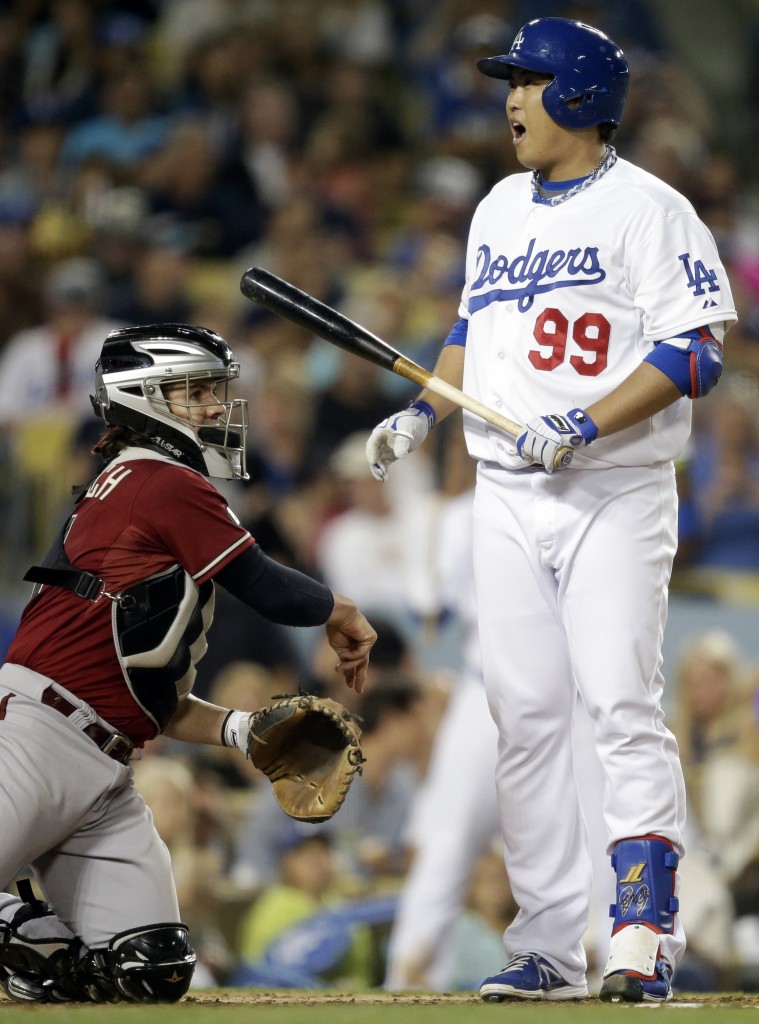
[98, 923, 196, 1003]
[604, 835, 679, 978]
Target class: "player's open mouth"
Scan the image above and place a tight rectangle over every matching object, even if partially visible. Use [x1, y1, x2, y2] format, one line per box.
[511, 121, 526, 143]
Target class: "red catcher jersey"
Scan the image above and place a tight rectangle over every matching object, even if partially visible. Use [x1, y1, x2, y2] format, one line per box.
[7, 449, 254, 744]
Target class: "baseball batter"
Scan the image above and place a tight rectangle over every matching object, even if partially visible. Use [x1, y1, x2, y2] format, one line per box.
[367, 17, 737, 1004]
[0, 323, 376, 1003]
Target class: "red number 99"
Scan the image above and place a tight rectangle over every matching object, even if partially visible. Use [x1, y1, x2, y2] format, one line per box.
[528, 308, 610, 376]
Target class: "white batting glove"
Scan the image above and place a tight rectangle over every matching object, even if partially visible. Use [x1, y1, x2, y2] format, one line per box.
[366, 401, 436, 481]
[516, 408, 598, 473]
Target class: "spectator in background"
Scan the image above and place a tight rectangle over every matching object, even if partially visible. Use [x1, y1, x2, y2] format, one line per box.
[0, 198, 44, 340]
[189, 661, 287, 793]
[214, 77, 302, 231]
[85, 185, 149, 317]
[416, 13, 516, 181]
[729, 662, 759, 993]
[16, 0, 100, 125]
[242, 197, 355, 354]
[138, 119, 227, 257]
[310, 60, 405, 161]
[319, 0, 395, 67]
[190, 591, 304, 706]
[0, 104, 68, 216]
[169, 27, 254, 151]
[0, 255, 120, 426]
[385, 155, 479, 274]
[671, 630, 759, 883]
[235, 832, 375, 988]
[109, 234, 192, 325]
[245, 364, 316, 500]
[303, 278, 418, 438]
[237, 363, 333, 577]
[300, 60, 409, 259]
[730, 857, 759, 991]
[300, 613, 421, 721]
[446, 847, 519, 992]
[149, 1, 249, 100]
[61, 57, 171, 178]
[669, 630, 759, 989]
[686, 386, 759, 569]
[315, 432, 437, 612]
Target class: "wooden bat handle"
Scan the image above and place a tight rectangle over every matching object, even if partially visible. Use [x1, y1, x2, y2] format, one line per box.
[393, 357, 574, 470]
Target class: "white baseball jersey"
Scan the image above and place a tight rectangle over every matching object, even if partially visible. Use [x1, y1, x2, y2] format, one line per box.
[459, 156, 737, 469]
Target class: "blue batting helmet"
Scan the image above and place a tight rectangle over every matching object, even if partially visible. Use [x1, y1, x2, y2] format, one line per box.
[477, 18, 629, 129]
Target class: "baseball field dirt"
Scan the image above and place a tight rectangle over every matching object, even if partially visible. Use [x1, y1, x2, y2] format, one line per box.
[2, 989, 759, 1023]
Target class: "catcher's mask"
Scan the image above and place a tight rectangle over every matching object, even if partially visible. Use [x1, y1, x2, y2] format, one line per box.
[91, 323, 249, 480]
[477, 17, 629, 130]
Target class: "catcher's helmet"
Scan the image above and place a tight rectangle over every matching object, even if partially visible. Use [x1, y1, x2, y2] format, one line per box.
[477, 17, 629, 129]
[91, 323, 248, 480]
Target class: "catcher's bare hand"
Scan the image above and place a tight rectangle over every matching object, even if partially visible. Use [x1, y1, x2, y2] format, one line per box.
[325, 593, 377, 693]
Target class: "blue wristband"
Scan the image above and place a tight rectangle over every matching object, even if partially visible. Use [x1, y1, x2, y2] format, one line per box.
[566, 407, 598, 444]
[408, 400, 436, 430]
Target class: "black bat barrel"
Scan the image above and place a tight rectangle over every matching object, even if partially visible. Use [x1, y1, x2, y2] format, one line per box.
[240, 267, 401, 373]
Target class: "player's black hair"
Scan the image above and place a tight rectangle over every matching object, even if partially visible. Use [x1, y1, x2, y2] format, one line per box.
[358, 679, 421, 734]
[366, 616, 410, 669]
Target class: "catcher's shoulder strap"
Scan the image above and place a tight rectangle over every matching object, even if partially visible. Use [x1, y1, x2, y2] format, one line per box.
[24, 563, 107, 602]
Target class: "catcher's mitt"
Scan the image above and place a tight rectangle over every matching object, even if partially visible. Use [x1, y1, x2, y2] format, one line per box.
[247, 694, 364, 822]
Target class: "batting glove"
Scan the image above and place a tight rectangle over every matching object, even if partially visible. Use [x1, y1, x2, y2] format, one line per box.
[366, 401, 436, 481]
[516, 407, 598, 473]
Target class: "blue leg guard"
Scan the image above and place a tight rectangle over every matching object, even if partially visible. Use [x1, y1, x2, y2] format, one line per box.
[600, 835, 679, 1003]
[609, 834, 679, 935]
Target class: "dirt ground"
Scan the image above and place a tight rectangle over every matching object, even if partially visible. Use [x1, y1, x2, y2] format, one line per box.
[183, 989, 759, 1007]
[2, 987, 759, 1009]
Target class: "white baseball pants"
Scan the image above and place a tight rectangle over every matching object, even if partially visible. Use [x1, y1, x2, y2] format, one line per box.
[472, 461, 686, 986]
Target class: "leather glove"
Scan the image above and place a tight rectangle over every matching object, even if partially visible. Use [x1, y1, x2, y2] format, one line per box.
[366, 401, 436, 481]
[516, 408, 598, 473]
[246, 694, 364, 822]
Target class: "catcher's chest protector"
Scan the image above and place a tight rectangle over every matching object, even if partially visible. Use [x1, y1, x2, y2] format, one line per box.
[24, 517, 215, 731]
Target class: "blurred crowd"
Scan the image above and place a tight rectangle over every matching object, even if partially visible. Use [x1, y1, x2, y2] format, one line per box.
[1, 0, 759, 994]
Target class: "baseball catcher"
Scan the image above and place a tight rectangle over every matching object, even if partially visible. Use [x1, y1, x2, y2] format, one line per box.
[0, 322, 376, 1004]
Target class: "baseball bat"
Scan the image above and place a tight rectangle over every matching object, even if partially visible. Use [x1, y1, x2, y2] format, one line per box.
[239, 267, 574, 469]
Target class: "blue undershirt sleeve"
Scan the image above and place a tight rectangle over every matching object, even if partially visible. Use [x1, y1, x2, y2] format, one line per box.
[443, 317, 468, 347]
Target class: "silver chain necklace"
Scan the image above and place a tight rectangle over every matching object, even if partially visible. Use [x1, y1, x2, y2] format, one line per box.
[531, 145, 617, 207]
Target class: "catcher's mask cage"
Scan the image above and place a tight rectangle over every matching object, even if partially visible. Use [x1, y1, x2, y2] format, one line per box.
[477, 17, 629, 129]
[91, 323, 249, 480]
